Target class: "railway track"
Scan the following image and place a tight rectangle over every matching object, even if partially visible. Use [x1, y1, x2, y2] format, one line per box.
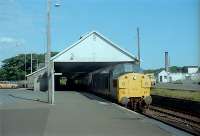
[143, 105, 200, 136]
[87, 92, 200, 135]
[151, 95, 200, 117]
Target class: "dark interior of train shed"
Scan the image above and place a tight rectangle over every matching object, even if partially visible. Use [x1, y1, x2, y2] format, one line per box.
[53, 62, 124, 91]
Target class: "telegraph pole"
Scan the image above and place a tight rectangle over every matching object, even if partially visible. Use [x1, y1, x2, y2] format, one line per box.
[31, 53, 33, 74]
[36, 59, 39, 70]
[137, 27, 141, 68]
[24, 54, 26, 78]
[24, 54, 26, 88]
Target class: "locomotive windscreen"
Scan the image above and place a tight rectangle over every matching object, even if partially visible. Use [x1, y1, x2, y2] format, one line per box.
[112, 63, 141, 78]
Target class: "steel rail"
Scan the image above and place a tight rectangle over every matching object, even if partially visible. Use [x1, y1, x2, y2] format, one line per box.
[143, 106, 200, 136]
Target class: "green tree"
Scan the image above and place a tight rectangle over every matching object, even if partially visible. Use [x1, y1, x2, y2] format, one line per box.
[0, 52, 58, 81]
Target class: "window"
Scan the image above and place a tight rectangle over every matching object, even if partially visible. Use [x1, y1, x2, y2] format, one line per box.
[60, 77, 67, 86]
[160, 76, 162, 82]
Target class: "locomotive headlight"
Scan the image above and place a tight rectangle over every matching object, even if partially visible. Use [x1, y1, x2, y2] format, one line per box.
[133, 75, 136, 80]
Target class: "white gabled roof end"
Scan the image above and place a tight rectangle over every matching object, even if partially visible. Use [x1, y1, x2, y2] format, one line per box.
[51, 31, 137, 62]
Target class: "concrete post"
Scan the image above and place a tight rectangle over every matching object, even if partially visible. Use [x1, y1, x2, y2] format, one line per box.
[47, 0, 52, 104]
[51, 62, 55, 104]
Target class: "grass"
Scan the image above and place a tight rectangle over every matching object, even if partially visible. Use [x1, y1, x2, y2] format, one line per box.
[151, 88, 200, 102]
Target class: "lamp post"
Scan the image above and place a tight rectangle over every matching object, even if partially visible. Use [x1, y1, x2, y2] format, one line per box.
[47, 0, 60, 104]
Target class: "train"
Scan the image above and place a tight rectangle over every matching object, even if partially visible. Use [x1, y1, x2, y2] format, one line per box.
[74, 63, 152, 111]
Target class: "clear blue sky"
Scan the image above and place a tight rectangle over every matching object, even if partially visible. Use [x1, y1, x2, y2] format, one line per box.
[0, 0, 199, 69]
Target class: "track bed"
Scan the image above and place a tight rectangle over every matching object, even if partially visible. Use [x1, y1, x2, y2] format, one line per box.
[142, 95, 200, 135]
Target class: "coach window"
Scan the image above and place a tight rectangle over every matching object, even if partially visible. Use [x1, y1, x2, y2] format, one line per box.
[60, 77, 67, 86]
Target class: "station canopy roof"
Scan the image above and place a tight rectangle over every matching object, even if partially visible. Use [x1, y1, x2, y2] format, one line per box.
[51, 31, 137, 76]
[27, 31, 138, 78]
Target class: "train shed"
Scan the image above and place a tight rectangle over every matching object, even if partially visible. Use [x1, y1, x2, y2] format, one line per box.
[26, 31, 139, 97]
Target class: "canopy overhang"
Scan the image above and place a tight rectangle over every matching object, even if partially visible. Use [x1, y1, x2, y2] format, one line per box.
[54, 61, 135, 77]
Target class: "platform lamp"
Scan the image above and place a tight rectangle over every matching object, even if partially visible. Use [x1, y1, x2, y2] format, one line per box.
[47, 0, 61, 104]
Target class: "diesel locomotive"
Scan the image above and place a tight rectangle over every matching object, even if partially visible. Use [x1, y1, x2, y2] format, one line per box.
[88, 72, 152, 110]
[73, 63, 151, 111]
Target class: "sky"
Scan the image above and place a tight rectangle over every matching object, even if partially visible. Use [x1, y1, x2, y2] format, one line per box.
[0, 0, 199, 69]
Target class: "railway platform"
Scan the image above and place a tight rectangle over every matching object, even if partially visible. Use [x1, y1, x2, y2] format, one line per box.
[0, 89, 192, 136]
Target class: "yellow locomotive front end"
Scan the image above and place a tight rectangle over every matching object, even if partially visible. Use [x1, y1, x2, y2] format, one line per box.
[117, 73, 152, 110]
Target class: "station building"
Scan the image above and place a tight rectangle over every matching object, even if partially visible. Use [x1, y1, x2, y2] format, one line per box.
[26, 31, 139, 93]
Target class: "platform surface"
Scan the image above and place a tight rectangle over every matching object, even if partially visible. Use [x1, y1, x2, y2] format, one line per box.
[0, 89, 192, 136]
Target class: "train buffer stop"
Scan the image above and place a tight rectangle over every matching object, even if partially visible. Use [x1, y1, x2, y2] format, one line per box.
[1, 31, 190, 136]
